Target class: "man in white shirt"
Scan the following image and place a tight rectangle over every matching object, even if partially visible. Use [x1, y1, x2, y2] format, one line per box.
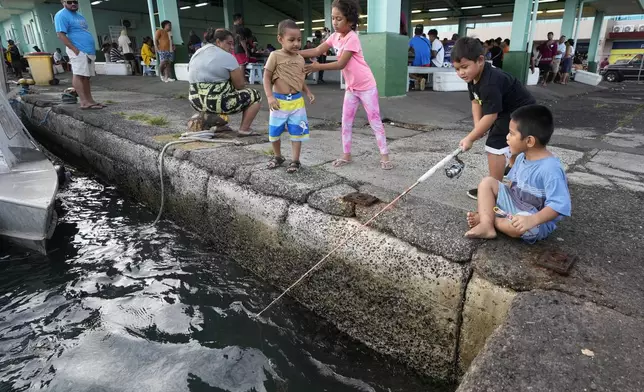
[551, 35, 566, 81]
[118, 29, 140, 75]
[428, 29, 444, 67]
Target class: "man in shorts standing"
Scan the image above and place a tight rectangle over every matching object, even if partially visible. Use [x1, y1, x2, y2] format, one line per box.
[551, 35, 566, 83]
[537, 32, 557, 86]
[55, 0, 103, 109]
[155, 20, 175, 82]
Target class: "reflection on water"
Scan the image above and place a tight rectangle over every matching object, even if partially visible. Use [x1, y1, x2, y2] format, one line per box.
[0, 174, 451, 392]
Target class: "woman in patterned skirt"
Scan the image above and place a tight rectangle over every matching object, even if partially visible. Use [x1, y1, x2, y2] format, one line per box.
[188, 28, 262, 136]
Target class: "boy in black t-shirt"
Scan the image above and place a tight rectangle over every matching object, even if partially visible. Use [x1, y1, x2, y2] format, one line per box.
[452, 37, 536, 199]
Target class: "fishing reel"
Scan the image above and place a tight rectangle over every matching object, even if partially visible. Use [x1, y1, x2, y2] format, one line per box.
[445, 156, 465, 179]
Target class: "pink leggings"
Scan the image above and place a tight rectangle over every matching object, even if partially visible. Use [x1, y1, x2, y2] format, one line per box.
[341, 87, 389, 155]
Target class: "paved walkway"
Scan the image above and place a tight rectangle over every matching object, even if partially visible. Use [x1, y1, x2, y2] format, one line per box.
[21, 73, 644, 390]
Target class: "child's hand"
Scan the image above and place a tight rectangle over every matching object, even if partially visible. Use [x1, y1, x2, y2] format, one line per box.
[307, 92, 315, 104]
[510, 214, 537, 234]
[304, 62, 320, 74]
[268, 97, 280, 111]
[459, 137, 474, 152]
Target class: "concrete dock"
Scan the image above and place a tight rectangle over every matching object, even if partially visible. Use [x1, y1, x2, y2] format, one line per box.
[19, 74, 644, 389]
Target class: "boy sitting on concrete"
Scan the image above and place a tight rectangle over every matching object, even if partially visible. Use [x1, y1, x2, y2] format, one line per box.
[465, 105, 571, 243]
[263, 19, 315, 173]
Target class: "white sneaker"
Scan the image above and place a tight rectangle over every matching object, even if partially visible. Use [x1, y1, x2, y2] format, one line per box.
[166, 78, 175, 82]
[161, 76, 168, 83]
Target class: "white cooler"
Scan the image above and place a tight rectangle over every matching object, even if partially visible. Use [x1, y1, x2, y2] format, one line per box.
[432, 71, 468, 92]
[527, 68, 540, 85]
[174, 63, 189, 81]
[573, 70, 602, 86]
[95, 62, 131, 76]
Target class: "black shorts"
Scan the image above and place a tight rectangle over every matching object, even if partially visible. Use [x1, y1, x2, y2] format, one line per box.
[124, 53, 135, 60]
[538, 62, 551, 74]
[485, 116, 511, 155]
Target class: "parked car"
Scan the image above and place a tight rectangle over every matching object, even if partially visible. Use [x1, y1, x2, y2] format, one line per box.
[600, 54, 643, 82]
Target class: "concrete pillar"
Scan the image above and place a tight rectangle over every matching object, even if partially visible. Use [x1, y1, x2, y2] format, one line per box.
[303, 0, 312, 42]
[504, 0, 535, 84]
[223, 0, 235, 30]
[31, 10, 46, 52]
[10, 15, 26, 53]
[362, 0, 407, 96]
[367, 0, 400, 33]
[324, 0, 332, 31]
[77, 0, 99, 51]
[560, 0, 577, 39]
[587, 11, 604, 72]
[458, 18, 467, 38]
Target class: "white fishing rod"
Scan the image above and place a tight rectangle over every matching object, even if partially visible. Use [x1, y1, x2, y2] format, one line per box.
[255, 147, 464, 318]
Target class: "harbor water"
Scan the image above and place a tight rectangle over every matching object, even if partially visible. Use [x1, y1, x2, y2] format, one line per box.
[0, 169, 453, 392]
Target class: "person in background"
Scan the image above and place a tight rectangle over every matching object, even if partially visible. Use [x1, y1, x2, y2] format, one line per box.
[53, 47, 69, 71]
[408, 24, 432, 90]
[537, 32, 557, 86]
[599, 57, 609, 70]
[400, 11, 408, 36]
[552, 35, 566, 83]
[109, 42, 123, 62]
[489, 39, 503, 68]
[188, 30, 202, 55]
[502, 38, 510, 54]
[452, 34, 460, 41]
[55, 0, 103, 109]
[6, 40, 22, 78]
[232, 13, 249, 69]
[155, 20, 175, 82]
[427, 29, 444, 67]
[560, 39, 574, 85]
[312, 29, 327, 83]
[442, 37, 449, 46]
[32, 45, 42, 52]
[141, 37, 156, 76]
[119, 29, 140, 75]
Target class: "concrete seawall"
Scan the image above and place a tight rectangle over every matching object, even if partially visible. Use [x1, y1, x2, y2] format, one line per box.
[21, 81, 644, 390]
[21, 98, 518, 383]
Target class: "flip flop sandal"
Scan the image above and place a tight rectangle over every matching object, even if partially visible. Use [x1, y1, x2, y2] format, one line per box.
[380, 160, 394, 170]
[81, 103, 105, 110]
[332, 158, 352, 168]
[237, 130, 260, 137]
[267, 155, 286, 169]
[286, 160, 301, 174]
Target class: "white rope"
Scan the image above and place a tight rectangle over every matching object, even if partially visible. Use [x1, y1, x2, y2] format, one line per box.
[151, 131, 240, 226]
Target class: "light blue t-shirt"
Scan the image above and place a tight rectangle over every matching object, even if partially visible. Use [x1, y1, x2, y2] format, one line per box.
[506, 153, 571, 231]
[54, 8, 95, 55]
[409, 36, 431, 67]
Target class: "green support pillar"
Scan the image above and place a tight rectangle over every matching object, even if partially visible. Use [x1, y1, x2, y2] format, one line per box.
[324, 0, 332, 30]
[587, 11, 604, 73]
[560, 0, 577, 39]
[10, 16, 27, 53]
[223, 0, 234, 30]
[303, 0, 312, 42]
[504, 0, 534, 84]
[78, 0, 99, 51]
[157, 0, 187, 63]
[457, 18, 467, 38]
[363, 0, 407, 96]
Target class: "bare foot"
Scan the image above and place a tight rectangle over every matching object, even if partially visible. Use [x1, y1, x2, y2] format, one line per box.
[464, 224, 497, 239]
[466, 211, 480, 228]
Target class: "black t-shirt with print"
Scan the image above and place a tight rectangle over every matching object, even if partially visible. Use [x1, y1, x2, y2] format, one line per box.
[468, 62, 536, 132]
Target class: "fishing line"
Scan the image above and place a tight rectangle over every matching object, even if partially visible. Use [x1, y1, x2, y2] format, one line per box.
[255, 148, 465, 318]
